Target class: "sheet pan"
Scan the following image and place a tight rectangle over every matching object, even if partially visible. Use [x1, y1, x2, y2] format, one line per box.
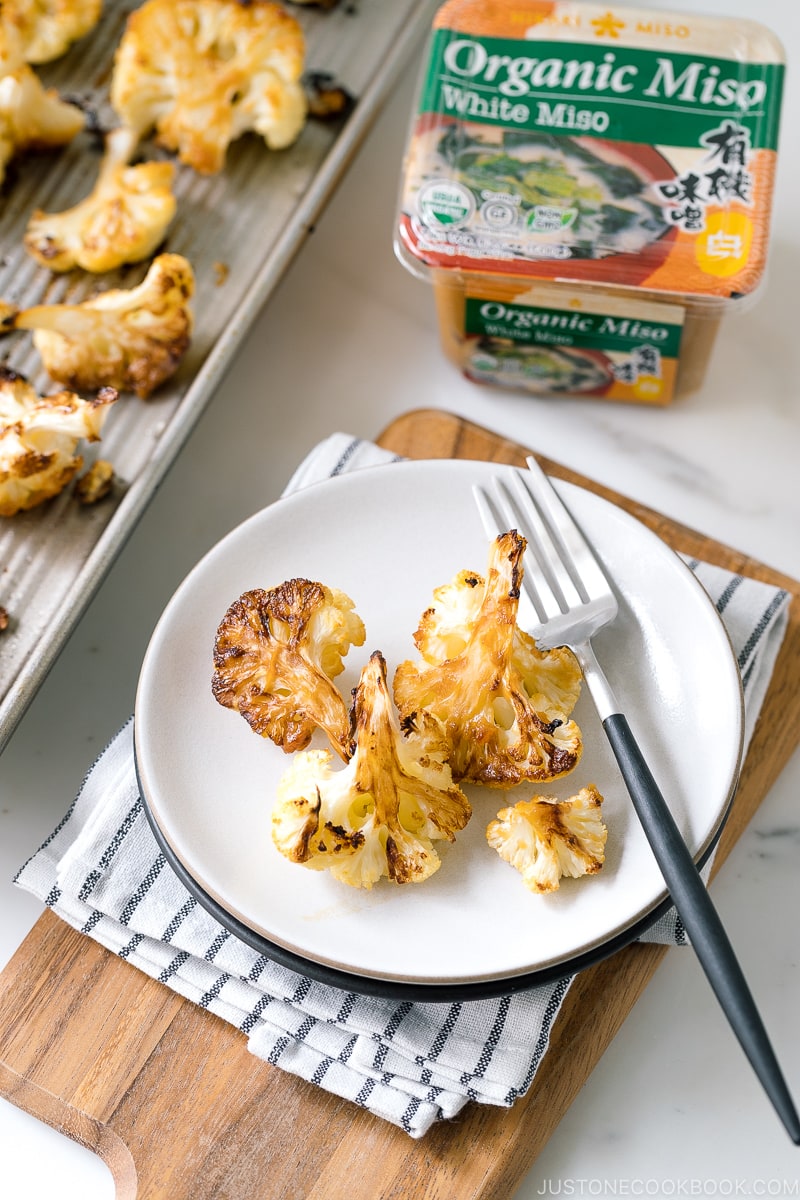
[0, 0, 435, 752]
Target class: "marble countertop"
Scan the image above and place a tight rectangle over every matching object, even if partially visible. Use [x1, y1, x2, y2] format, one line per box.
[1, 0, 798, 1193]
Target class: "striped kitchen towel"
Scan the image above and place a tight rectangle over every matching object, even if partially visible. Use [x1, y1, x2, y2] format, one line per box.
[14, 433, 791, 1138]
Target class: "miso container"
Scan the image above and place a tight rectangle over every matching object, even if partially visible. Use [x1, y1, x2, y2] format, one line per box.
[395, 0, 785, 404]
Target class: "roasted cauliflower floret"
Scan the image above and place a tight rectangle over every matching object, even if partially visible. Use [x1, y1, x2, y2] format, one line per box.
[0, 64, 85, 188]
[413, 561, 583, 725]
[24, 126, 177, 272]
[1, 253, 194, 398]
[393, 530, 583, 787]
[110, 0, 307, 175]
[272, 651, 472, 888]
[486, 785, 607, 894]
[212, 579, 365, 762]
[1, 0, 103, 64]
[0, 365, 116, 516]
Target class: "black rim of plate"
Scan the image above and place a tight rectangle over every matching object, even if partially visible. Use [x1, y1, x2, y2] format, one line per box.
[135, 736, 735, 1002]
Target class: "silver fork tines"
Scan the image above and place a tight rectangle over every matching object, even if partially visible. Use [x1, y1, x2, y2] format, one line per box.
[473, 481, 563, 626]
[472, 456, 616, 650]
[501, 473, 585, 615]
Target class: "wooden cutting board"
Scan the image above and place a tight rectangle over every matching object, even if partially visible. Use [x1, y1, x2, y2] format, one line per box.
[2, 407, 799, 1199]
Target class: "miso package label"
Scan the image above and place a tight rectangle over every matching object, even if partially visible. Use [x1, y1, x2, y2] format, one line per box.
[419, 35, 782, 151]
[463, 292, 685, 403]
[398, 1, 785, 299]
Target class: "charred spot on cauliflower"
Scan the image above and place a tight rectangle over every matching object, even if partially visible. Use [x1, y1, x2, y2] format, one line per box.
[1, 253, 194, 398]
[110, 0, 307, 175]
[303, 71, 354, 121]
[486, 785, 607, 893]
[212, 579, 365, 762]
[74, 456, 114, 504]
[24, 126, 177, 273]
[272, 651, 472, 888]
[0, 365, 117, 516]
[0, 64, 85, 188]
[1, 0, 103, 65]
[393, 530, 583, 787]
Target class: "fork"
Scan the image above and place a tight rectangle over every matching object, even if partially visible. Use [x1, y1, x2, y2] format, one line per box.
[474, 457, 800, 1144]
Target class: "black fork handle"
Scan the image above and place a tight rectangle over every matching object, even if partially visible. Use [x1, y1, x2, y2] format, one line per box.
[604, 712, 800, 1144]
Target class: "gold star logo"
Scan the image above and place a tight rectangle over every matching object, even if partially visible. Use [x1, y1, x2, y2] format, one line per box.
[590, 10, 626, 37]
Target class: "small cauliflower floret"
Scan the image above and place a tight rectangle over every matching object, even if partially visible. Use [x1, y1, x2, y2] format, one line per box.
[24, 126, 177, 273]
[1, 0, 103, 64]
[0, 365, 117, 516]
[487, 785, 607, 894]
[110, 0, 307, 175]
[0, 64, 85, 188]
[393, 530, 583, 787]
[1, 253, 194, 398]
[272, 651, 472, 888]
[212, 579, 365, 762]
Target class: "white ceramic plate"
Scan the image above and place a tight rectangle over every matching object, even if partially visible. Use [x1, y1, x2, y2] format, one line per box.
[134, 459, 743, 993]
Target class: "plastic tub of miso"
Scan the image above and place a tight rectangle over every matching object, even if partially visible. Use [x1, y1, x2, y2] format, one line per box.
[395, 0, 785, 405]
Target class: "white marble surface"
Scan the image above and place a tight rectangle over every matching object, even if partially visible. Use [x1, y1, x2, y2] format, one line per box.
[1, 0, 799, 1193]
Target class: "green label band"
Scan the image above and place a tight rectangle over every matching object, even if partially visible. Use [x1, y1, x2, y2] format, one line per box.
[420, 31, 784, 150]
[465, 298, 684, 356]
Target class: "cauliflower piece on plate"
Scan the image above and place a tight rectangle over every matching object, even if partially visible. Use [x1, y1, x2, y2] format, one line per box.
[0, 365, 116, 516]
[1, 0, 102, 64]
[110, 0, 307, 174]
[393, 530, 583, 787]
[272, 651, 472, 888]
[486, 785, 607, 893]
[1, 253, 194, 398]
[24, 126, 177, 273]
[212, 578, 366, 762]
[0, 64, 84, 188]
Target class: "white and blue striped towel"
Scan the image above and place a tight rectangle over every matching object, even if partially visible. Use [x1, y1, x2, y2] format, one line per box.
[14, 434, 791, 1138]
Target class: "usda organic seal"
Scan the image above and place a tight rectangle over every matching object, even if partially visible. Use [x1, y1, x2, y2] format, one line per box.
[417, 180, 474, 228]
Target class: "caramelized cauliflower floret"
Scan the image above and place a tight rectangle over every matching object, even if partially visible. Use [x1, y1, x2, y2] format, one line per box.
[1, 0, 103, 64]
[212, 579, 365, 762]
[1, 253, 194, 398]
[486, 785, 607, 893]
[0, 365, 117, 516]
[272, 651, 472, 888]
[110, 0, 307, 175]
[393, 530, 583, 787]
[24, 126, 177, 272]
[413, 560, 583, 725]
[0, 64, 85, 187]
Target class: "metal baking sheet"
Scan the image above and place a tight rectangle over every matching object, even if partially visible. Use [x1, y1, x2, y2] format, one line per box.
[0, 0, 436, 753]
